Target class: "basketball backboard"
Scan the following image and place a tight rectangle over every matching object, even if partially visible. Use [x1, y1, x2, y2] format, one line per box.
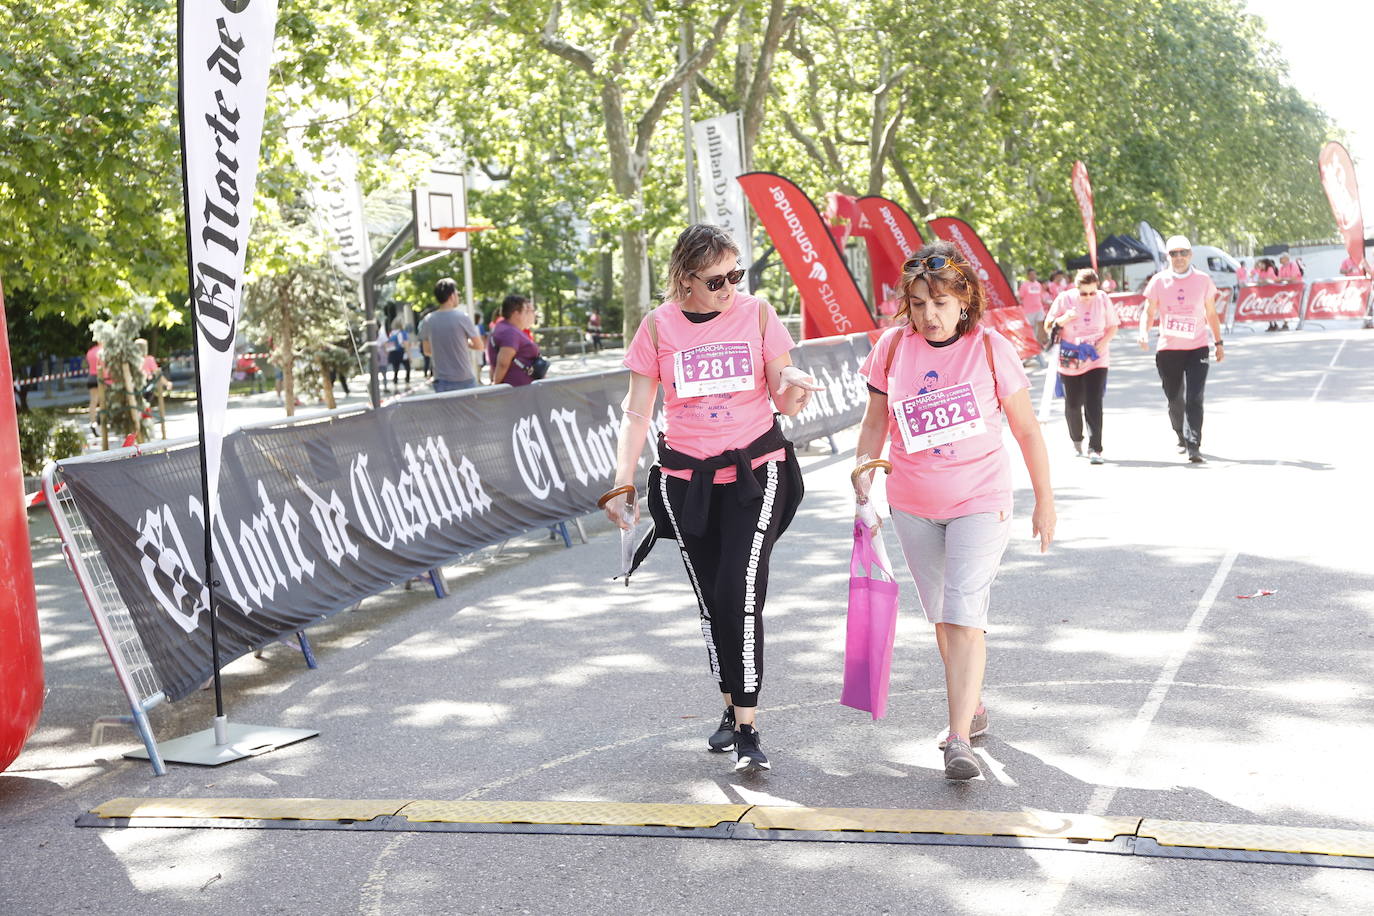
[413, 169, 469, 251]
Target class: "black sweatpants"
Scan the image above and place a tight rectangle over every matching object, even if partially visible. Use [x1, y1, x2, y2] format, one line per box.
[1155, 347, 1210, 449]
[659, 461, 790, 708]
[1060, 368, 1108, 453]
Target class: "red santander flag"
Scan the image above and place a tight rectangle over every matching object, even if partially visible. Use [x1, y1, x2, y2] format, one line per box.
[1071, 160, 1098, 273]
[858, 196, 923, 318]
[739, 173, 873, 339]
[1319, 141, 1366, 270]
[928, 217, 1039, 358]
[927, 217, 1018, 312]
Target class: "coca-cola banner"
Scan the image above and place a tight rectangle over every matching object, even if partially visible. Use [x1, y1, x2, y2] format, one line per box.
[54, 334, 876, 704]
[927, 217, 1020, 314]
[981, 307, 1039, 361]
[1234, 283, 1303, 323]
[1304, 277, 1372, 321]
[739, 173, 873, 339]
[858, 196, 924, 317]
[1071, 161, 1098, 273]
[1319, 141, 1366, 269]
[1109, 293, 1146, 329]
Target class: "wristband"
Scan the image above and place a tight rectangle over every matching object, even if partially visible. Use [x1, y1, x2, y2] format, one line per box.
[1215, 340, 1224, 346]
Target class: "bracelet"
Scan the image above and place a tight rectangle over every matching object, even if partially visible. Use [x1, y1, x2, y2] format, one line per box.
[622, 407, 651, 423]
[1215, 341, 1224, 346]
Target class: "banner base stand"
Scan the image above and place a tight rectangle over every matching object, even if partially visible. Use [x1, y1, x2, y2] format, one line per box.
[125, 723, 318, 767]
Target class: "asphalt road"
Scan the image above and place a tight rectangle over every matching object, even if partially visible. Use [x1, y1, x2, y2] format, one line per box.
[4, 326, 1374, 914]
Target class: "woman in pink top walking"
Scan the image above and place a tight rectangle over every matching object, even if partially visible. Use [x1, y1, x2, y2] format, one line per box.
[1044, 269, 1119, 463]
[854, 241, 1055, 780]
[602, 224, 822, 774]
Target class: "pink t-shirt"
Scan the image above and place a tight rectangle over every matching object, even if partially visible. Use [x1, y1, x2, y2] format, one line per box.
[1143, 269, 1218, 351]
[624, 293, 795, 484]
[859, 327, 1029, 519]
[1236, 265, 1249, 285]
[85, 344, 102, 376]
[1255, 267, 1278, 283]
[1046, 289, 1119, 375]
[1278, 261, 1302, 281]
[1017, 281, 1045, 316]
[1046, 281, 1067, 300]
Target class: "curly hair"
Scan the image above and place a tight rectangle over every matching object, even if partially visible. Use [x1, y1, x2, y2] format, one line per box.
[896, 240, 987, 336]
[664, 224, 740, 302]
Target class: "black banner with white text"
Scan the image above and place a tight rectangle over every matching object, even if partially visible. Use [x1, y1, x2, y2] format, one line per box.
[57, 335, 874, 702]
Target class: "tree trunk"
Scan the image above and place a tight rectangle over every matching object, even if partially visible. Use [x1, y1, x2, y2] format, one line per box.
[318, 357, 336, 410]
[281, 319, 296, 418]
[621, 225, 651, 340]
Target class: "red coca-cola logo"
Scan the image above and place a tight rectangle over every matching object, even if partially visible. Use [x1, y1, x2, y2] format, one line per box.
[1236, 285, 1300, 321]
[1307, 279, 1371, 319]
[1109, 293, 1145, 328]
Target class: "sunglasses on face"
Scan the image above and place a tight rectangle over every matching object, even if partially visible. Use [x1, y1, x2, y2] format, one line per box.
[694, 267, 746, 291]
[1168, 249, 1190, 257]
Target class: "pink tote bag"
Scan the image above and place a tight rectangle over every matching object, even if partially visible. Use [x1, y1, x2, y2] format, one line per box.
[840, 520, 900, 719]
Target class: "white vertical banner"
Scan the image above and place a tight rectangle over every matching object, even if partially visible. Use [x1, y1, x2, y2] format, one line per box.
[692, 111, 753, 291]
[300, 143, 372, 282]
[180, 0, 280, 513]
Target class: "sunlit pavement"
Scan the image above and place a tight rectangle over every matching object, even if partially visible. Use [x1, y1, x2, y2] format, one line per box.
[5, 328, 1374, 914]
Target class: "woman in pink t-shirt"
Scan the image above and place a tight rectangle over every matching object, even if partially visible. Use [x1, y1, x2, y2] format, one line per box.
[1044, 269, 1119, 463]
[855, 241, 1055, 781]
[601, 224, 822, 774]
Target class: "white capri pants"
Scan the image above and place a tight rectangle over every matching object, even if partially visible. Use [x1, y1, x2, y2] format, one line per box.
[890, 509, 1012, 630]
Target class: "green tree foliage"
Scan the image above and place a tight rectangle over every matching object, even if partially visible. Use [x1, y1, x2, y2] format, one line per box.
[1, 0, 1342, 359]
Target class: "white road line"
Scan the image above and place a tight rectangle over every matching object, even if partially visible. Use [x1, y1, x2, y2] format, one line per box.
[1083, 547, 1238, 816]
[1033, 334, 1350, 914]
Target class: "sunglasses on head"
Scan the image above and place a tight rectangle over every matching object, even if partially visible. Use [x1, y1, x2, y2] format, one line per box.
[1168, 249, 1190, 257]
[694, 267, 746, 291]
[902, 254, 964, 273]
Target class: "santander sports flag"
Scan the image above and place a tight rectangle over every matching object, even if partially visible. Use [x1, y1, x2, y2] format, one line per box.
[1072, 160, 1098, 273]
[181, 0, 280, 514]
[1319, 141, 1366, 270]
[738, 173, 873, 339]
[927, 217, 1018, 312]
[858, 196, 923, 319]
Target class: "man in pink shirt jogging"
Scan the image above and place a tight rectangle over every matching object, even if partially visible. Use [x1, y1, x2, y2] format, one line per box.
[1139, 236, 1225, 463]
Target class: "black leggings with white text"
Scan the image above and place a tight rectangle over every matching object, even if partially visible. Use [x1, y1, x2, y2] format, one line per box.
[658, 461, 790, 709]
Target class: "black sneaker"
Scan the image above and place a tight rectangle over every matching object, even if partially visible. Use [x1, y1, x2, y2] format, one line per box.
[733, 724, 770, 773]
[708, 706, 735, 752]
[1187, 448, 1206, 464]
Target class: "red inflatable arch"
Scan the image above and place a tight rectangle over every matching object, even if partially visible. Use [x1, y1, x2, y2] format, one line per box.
[0, 278, 43, 772]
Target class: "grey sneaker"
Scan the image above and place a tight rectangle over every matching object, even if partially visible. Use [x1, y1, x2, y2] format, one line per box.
[943, 737, 981, 780]
[939, 708, 988, 749]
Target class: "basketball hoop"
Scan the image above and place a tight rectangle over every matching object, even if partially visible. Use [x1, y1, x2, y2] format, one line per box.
[436, 226, 493, 242]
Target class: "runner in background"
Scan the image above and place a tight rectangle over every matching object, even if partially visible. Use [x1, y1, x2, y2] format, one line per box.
[1139, 235, 1224, 464]
[602, 224, 821, 775]
[1017, 268, 1048, 348]
[854, 241, 1055, 781]
[84, 339, 103, 436]
[1045, 269, 1118, 464]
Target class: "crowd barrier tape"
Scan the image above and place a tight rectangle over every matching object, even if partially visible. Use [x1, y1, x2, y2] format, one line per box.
[44, 331, 874, 774]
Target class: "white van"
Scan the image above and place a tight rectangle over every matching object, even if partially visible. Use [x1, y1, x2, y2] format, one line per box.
[1123, 245, 1241, 293]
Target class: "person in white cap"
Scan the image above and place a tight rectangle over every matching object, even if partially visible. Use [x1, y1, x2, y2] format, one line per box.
[1138, 236, 1224, 463]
